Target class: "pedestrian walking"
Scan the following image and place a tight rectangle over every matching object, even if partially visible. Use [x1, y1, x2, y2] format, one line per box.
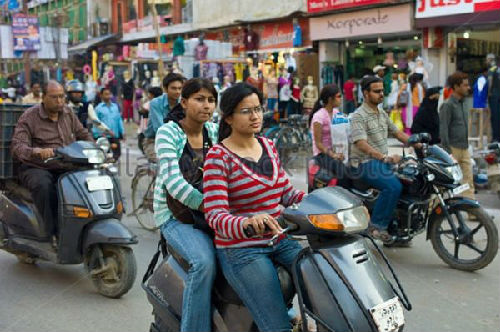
[439, 72, 475, 199]
[487, 54, 500, 142]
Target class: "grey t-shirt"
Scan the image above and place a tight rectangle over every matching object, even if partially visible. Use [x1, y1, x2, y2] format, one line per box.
[349, 103, 399, 167]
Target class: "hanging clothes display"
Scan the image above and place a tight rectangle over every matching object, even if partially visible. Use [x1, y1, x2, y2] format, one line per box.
[321, 64, 334, 86]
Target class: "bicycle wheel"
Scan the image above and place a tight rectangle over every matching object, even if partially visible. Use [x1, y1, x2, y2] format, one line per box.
[131, 168, 158, 231]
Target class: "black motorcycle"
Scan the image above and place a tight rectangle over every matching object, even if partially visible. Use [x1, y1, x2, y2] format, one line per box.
[308, 133, 498, 271]
[0, 140, 138, 298]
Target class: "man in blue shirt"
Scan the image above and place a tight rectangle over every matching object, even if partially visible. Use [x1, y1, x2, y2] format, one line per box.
[143, 73, 184, 161]
[94, 87, 125, 162]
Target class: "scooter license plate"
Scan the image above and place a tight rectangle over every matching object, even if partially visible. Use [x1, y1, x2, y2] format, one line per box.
[453, 183, 470, 195]
[370, 297, 405, 332]
[86, 176, 114, 191]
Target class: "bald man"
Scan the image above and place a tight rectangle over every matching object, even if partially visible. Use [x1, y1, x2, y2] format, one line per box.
[11, 80, 92, 245]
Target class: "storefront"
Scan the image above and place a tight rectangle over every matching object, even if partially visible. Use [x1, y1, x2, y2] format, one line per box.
[309, 3, 419, 88]
[415, 0, 500, 86]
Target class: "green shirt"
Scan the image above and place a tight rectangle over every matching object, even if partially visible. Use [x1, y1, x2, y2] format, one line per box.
[153, 121, 219, 226]
[349, 103, 399, 167]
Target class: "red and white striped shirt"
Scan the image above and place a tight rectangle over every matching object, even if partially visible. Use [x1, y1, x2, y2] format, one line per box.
[203, 137, 305, 248]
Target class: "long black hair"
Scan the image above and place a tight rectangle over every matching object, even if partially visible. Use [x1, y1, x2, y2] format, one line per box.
[218, 83, 263, 142]
[165, 78, 218, 123]
[308, 84, 340, 127]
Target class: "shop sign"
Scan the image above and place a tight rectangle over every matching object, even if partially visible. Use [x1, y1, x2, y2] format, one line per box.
[423, 27, 444, 49]
[11, 13, 41, 51]
[256, 19, 311, 50]
[307, 0, 386, 13]
[310, 4, 412, 40]
[416, 0, 500, 18]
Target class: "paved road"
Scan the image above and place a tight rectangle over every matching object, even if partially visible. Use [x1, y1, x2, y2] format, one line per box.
[1, 142, 499, 332]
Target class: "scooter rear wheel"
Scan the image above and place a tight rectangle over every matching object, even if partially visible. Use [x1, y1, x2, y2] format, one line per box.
[86, 245, 137, 298]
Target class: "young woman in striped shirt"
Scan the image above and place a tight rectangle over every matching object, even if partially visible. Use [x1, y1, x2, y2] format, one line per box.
[154, 78, 218, 332]
[203, 83, 305, 332]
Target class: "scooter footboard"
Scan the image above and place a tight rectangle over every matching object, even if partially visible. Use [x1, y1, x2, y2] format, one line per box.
[294, 236, 404, 332]
[143, 255, 185, 331]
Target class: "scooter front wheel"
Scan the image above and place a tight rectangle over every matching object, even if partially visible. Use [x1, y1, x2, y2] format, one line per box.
[85, 244, 137, 298]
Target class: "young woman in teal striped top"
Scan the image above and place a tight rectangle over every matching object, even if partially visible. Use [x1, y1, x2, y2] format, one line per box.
[153, 78, 218, 332]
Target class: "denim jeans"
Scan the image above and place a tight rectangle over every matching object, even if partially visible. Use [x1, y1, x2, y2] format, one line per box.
[161, 218, 216, 332]
[217, 238, 302, 332]
[352, 159, 402, 230]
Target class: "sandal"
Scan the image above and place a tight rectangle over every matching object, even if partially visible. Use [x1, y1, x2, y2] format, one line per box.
[368, 226, 394, 243]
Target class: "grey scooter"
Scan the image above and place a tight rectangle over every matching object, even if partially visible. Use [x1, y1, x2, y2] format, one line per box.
[143, 186, 411, 332]
[0, 140, 138, 298]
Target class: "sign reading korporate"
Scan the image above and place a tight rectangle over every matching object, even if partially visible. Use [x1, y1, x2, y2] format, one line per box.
[309, 4, 412, 40]
[416, 0, 500, 18]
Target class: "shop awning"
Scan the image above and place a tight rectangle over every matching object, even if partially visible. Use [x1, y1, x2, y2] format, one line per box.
[121, 23, 195, 44]
[68, 34, 119, 54]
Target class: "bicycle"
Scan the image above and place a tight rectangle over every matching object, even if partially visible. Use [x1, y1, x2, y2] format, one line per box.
[129, 159, 158, 231]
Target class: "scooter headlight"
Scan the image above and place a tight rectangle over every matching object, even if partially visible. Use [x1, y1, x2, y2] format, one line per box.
[309, 206, 369, 233]
[96, 137, 111, 153]
[445, 164, 463, 184]
[82, 148, 106, 164]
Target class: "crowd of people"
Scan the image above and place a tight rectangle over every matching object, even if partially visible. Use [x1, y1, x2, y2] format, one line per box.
[3, 51, 499, 332]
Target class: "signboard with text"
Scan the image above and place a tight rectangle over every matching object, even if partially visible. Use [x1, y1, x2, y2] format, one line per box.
[307, 0, 386, 13]
[12, 13, 41, 51]
[310, 4, 411, 40]
[416, 0, 500, 18]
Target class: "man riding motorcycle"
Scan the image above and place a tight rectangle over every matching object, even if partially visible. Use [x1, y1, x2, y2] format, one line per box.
[349, 76, 418, 243]
[11, 80, 93, 247]
[66, 79, 110, 134]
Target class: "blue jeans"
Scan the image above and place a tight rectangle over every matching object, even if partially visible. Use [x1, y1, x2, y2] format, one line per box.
[217, 238, 302, 332]
[161, 219, 216, 332]
[352, 160, 402, 230]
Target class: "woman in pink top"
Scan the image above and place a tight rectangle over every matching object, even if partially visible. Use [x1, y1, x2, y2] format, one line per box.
[308, 84, 349, 186]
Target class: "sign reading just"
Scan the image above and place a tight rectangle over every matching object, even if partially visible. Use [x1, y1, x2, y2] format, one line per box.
[416, 0, 500, 18]
[310, 4, 412, 40]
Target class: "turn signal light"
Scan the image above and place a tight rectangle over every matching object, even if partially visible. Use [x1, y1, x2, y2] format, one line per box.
[73, 206, 92, 218]
[309, 214, 344, 231]
[117, 201, 123, 214]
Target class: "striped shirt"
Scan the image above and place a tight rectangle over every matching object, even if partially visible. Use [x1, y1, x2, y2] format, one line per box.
[203, 137, 305, 248]
[349, 102, 398, 167]
[153, 121, 219, 226]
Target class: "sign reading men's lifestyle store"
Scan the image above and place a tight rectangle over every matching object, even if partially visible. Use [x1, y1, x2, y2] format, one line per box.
[309, 4, 412, 40]
[416, 0, 500, 18]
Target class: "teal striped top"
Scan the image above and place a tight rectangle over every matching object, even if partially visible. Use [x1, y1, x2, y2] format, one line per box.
[153, 121, 219, 226]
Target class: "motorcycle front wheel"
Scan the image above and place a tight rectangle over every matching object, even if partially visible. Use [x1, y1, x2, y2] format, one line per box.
[430, 206, 498, 271]
[85, 245, 137, 298]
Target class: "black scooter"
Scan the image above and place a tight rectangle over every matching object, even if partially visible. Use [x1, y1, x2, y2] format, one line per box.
[0, 140, 138, 298]
[143, 186, 411, 332]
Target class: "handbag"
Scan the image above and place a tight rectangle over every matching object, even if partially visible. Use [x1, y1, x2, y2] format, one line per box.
[166, 125, 212, 227]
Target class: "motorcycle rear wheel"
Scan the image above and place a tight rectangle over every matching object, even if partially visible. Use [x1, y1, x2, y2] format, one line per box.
[430, 206, 498, 271]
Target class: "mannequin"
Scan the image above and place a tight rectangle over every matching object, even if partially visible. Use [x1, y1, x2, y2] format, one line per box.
[122, 70, 135, 123]
[101, 65, 115, 88]
[195, 35, 208, 61]
[246, 67, 263, 91]
[409, 56, 432, 84]
[301, 76, 318, 115]
[151, 70, 161, 87]
[289, 77, 301, 115]
[265, 69, 279, 112]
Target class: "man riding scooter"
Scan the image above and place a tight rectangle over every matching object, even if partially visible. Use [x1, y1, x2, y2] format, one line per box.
[66, 79, 110, 134]
[11, 80, 93, 247]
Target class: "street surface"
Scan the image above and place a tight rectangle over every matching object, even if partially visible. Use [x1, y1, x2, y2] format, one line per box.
[1, 130, 499, 332]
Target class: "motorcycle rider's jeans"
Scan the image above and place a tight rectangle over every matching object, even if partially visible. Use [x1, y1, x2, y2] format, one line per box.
[217, 238, 302, 332]
[161, 218, 216, 332]
[352, 159, 402, 230]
